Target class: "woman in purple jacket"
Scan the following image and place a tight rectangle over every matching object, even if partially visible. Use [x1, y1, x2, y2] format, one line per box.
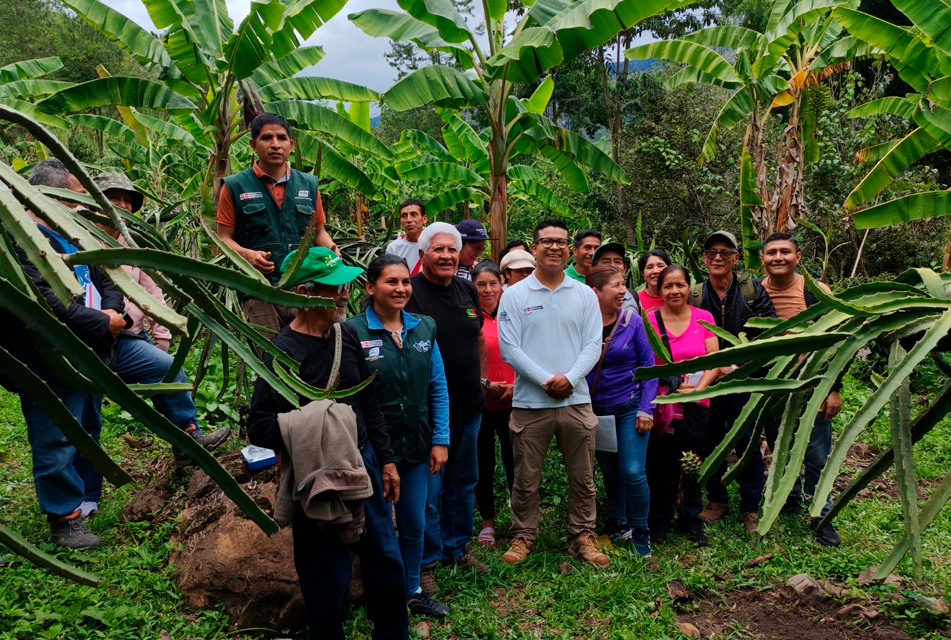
[585, 264, 658, 557]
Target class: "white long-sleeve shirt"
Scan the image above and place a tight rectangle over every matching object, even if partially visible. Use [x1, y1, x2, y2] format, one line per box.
[497, 272, 602, 409]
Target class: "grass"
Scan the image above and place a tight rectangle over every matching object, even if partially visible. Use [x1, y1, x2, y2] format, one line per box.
[1, 356, 950, 639]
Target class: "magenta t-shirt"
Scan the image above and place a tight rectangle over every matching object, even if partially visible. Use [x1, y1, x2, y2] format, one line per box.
[648, 306, 715, 407]
[638, 289, 664, 313]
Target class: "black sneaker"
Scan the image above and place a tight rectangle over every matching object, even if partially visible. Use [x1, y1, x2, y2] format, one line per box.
[649, 526, 669, 545]
[407, 592, 450, 618]
[598, 519, 633, 541]
[631, 527, 651, 557]
[685, 527, 709, 548]
[186, 424, 231, 451]
[48, 510, 102, 551]
[811, 518, 841, 547]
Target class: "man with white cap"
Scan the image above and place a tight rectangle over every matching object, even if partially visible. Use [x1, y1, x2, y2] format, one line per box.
[499, 249, 535, 289]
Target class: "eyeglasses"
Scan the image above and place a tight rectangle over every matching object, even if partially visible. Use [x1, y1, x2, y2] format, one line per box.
[535, 238, 570, 249]
[703, 250, 737, 260]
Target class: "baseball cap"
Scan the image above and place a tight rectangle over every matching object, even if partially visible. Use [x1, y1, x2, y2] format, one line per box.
[94, 172, 144, 213]
[592, 242, 627, 266]
[280, 247, 364, 288]
[456, 219, 496, 242]
[500, 249, 535, 271]
[703, 230, 738, 250]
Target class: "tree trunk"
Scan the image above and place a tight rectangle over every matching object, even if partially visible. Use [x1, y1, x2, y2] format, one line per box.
[487, 79, 509, 263]
[750, 118, 772, 240]
[488, 173, 508, 263]
[772, 98, 804, 234]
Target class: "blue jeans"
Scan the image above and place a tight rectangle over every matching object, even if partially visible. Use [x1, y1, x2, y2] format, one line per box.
[293, 443, 408, 640]
[594, 398, 650, 530]
[705, 394, 765, 514]
[112, 335, 197, 429]
[765, 411, 834, 516]
[395, 460, 429, 594]
[21, 391, 102, 516]
[422, 414, 480, 563]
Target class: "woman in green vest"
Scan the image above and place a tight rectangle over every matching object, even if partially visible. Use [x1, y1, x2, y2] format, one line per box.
[348, 254, 451, 619]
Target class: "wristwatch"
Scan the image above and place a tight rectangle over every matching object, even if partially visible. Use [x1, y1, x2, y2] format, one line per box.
[480, 378, 491, 389]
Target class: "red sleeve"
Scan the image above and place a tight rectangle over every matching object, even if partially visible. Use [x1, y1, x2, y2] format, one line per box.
[215, 184, 236, 228]
[314, 190, 326, 226]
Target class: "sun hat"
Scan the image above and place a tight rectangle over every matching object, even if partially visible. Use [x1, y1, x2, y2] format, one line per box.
[500, 249, 535, 271]
[703, 230, 738, 250]
[280, 247, 364, 288]
[93, 172, 144, 213]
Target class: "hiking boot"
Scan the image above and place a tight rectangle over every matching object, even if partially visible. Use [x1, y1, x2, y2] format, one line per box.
[49, 509, 102, 551]
[699, 502, 730, 524]
[453, 552, 490, 575]
[684, 526, 709, 548]
[781, 499, 803, 516]
[649, 525, 669, 545]
[631, 527, 651, 557]
[502, 537, 534, 564]
[419, 562, 438, 596]
[407, 592, 449, 618]
[568, 531, 610, 568]
[598, 519, 632, 542]
[742, 512, 758, 535]
[186, 424, 231, 451]
[811, 518, 841, 547]
[173, 448, 195, 475]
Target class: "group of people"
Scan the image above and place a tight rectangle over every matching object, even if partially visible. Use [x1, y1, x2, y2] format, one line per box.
[9, 113, 845, 640]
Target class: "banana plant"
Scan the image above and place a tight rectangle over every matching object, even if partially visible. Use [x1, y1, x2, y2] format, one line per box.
[636, 269, 951, 579]
[0, 57, 74, 130]
[0, 104, 367, 585]
[625, 0, 878, 256]
[347, 0, 691, 259]
[33, 0, 385, 213]
[830, 0, 951, 267]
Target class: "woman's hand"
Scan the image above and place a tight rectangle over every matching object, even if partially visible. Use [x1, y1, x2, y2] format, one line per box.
[676, 383, 696, 393]
[429, 445, 449, 475]
[381, 463, 401, 504]
[484, 381, 507, 401]
[635, 416, 653, 433]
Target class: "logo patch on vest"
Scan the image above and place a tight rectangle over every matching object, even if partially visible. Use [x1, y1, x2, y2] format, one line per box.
[239, 191, 263, 201]
[361, 340, 383, 348]
[413, 340, 432, 353]
[296, 190, 309, 198]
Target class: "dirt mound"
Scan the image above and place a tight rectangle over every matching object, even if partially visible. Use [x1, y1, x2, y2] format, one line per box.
[167, 451, 304, 632]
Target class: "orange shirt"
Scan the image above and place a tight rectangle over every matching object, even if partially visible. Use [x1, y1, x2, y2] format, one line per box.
[215, 161, 326, 228]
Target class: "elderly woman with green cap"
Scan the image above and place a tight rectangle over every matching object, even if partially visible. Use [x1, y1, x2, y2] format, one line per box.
[248, 246, 409, 640]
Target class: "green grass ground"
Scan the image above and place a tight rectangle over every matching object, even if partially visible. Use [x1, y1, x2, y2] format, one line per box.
[1, 360, 949, 639]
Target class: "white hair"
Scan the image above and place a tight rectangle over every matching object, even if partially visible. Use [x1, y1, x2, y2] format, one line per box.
[418, 222, 462, 254]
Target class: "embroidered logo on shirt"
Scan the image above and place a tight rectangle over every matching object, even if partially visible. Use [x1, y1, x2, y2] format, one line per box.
[239, 192, 263, 201]
[523, 305, 544, 314]
[368, 347, 380, 358]
[413, 340, 432, 353]
[361, 340, 383, 348]
[465, 308, 477, 319]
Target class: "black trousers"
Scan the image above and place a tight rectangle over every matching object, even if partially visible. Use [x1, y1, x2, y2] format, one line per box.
[646, 403, 710, 533]
[475, 408, 515, 521]
[292, 444, 408, 640]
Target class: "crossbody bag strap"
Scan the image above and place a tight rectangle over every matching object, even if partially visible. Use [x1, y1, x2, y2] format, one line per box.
[654, 310, 673, 361]
[590, 318, 622, 399]
[328, 322, 343, 389]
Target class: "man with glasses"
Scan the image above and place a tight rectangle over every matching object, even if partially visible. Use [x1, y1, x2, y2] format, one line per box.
[497, 220, 608, 568]
[690, 231, 776, 539]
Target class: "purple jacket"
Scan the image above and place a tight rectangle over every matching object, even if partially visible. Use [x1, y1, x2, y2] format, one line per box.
[586, 309, 658, 412]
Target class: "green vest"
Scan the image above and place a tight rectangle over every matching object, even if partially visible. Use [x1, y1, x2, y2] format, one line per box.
[349, 311, 437, 465]
[223, 167, 320, 286]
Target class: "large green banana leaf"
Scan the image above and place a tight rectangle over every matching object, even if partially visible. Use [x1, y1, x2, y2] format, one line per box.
[222, 0, 285, 80]
[295, 131, 384, 200]
[700, 88, 754, 164]
[348, 9, 474, 68]
[382, 65, 487, 111]
[0, 56, 63, 82]
[266, 100, 393, 160]
[258, 77, 379, 103]
[250, 46, 326, 87]
[890, 0, 951, 57]
[397, 0, 473, 44]
[484, 27, 564, 84]
[36, 77, 197, 116]
[626, 39, 739, 84]
[846, 96, 919, 120]
[844, 127, 939, 209]
[680, 25, 766, 52]
[67, 114, 137, 141]
[61, 0, 174, 69]
[521, 121, 629, 184]
[852, 191, 951, 229]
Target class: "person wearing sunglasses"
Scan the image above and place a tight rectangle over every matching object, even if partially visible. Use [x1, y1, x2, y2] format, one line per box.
[689, 231, 776, 537]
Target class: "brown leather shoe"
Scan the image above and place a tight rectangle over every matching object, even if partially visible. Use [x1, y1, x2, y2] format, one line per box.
[699, 502, 730, 524]
[455, 552, 490, 575]
[502, 537, 534, 564]
[742, 512, 758, 535]
[568, 531, 610, 568]
[419, 562, 438, 596]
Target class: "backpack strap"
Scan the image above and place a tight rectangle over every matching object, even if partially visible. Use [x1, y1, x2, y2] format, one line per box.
[653, 310, 673, 362]
[736, 271, 757, 306]
[803, 286, 819, 308]
[689, 282, 704, 308]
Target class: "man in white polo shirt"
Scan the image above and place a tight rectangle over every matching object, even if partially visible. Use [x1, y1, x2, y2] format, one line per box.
[497, 219, 608, 567]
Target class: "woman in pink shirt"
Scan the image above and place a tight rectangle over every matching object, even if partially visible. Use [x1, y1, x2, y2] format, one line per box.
[637, 250, 670, 313]
[646, 264, 720, 548]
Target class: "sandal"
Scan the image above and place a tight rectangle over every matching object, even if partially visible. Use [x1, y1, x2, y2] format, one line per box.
[477, 527, 497, 547]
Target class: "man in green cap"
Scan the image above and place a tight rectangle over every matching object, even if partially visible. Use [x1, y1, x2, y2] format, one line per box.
[248, 246, 408, 640]
[215, 113, 337, 341]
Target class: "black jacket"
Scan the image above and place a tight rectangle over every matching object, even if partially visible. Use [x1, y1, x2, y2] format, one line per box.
[696, 274, 777, 346]
[0, 231, 125, 394]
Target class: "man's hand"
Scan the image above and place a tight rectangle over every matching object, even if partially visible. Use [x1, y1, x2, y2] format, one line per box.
[243, 249, 275, 275]
[484, 381, 507, 401]
[635, 416, 653, 433]
[543, 375, 573, 399]
[820, 390, 842, 420]
[499, 384, 514, 403]
[102, 309, 125, 336]
[381, 463, 400, 504]
[429, 445, 448, 475]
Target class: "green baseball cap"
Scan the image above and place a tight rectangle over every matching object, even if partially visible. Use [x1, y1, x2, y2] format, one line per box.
[281, 247, 364, 288]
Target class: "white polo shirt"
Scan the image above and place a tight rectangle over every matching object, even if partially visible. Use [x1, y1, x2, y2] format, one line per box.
[497, 272, 601, 409]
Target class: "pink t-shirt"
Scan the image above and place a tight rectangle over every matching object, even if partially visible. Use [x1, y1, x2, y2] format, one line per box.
[638, 289, 664, 313]
[648, 306, 715, 407]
